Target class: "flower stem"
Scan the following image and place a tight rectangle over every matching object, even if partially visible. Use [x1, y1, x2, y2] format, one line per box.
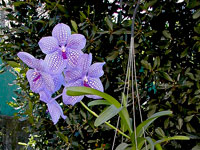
[80, 101, 130, 140]
[53, 94, 62, 100]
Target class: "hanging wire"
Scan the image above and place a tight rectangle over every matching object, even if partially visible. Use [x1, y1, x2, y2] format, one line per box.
[131, 0, 148, 149]
[111, 0, 148, 150]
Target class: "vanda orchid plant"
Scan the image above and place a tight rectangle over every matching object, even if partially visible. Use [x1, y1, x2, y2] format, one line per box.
[17, 23, 189, 149]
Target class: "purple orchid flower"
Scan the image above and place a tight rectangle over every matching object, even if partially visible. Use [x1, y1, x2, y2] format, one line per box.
[17, 52, 63, 94]
[62, 53, 105, 105]
[39, 91, 67, 124]
[38, 23, 86, 75]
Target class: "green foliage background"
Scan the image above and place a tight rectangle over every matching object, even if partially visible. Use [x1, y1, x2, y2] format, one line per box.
[0, 0, 200, 149]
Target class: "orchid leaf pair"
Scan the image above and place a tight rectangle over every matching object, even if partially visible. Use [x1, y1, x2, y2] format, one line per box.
[17, 23, 105, 124]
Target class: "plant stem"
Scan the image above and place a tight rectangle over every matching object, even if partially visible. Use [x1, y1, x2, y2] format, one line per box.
[53, 94, 62, 100]
[80, 101, 130, 140]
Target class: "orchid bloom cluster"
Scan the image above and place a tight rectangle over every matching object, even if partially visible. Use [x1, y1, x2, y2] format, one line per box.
[17, 23, 105, 124]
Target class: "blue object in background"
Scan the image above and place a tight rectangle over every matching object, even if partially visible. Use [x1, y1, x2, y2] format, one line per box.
[0, 59, 17, 116]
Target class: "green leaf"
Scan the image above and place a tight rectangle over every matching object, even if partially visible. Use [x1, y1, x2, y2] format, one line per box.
[119, 107, 133, 133]
[66, 86, 121, 108]
[186, 123, 196, 132]
[184, 115, 194, 122]
[144, 30, 157, 37]
[71, 20, 78, 33]
[98, 31, 110, 34]
[154, 136, 190, 145]
[56, 131, 68, 143]
[162, 30, 172, 39]
[80, 11, 87, 19]
[18, 142, 27, 146]
[145, 137, 155, 150]
[115, 143, 129, 150]
[134, 137, 146, 150]
[164, 118, 169, 129]
[106, 51, 119, 61]
[193, 9, 200, 19]
[105, 17, 113, 30]
[153, 56, 160, 69]
[144, 0, 158, 9]
[66, 87, 133, 133]
[122, 92, 127, 107]
[113, 28, 127, 35]
[132, 111, 172, 141]
[88, 100, 111, 106]
[136, 137, 163, 150]
[192, 143, 200, 150]
[13, 1, 26, 7]
[57, 4, 66, 13]
[141, 60, 152, 70]
[159, 71, 174, 82]
[155, 127, 165, 137]
[180, 47, 189, 58]
[94, 105, 122, 126]
[194, 26, 200, 34]
[186, 0, 200, 9]
[7, 61, 20, 67]
[178, 118, 183, 130]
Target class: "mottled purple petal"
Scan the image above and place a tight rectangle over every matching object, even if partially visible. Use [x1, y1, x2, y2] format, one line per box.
[77, 53, 92, 75]
[52, 23, 71, 46]
[47, 100, 67, 124]
[62, 79, 84, 105]
[17, 52, 37, 68]
[39, 90, 52, 103]
[41, 72, 55, 93]
[17, 52, 45, 71]
[67, 34, 86, 50]
[52, 74, 65, 92]
[26, 69, 44, 93]
[44, 51, 66, 75]
[37, 59, 47, 72]
[66, 49, 83, 69]
[38, 36, 59, 54]
[86, 77, 103, 99]
[64, 69, 82, 83]
[88, 62, 105, 78]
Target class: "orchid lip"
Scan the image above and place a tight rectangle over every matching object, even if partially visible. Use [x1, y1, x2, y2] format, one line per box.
[61, 46, 67, 59]
[83, 80, 90, 87]
[62, 51, 67, 59]
[33, 74, 41, 82]
[83, 76, 90, 87]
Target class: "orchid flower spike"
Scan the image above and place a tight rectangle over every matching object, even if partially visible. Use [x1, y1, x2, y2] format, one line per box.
[38, 23, 86, 75]
[62, 53, 105, 105]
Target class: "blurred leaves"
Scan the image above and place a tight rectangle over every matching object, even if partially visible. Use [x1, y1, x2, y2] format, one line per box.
[1, 0, 200, 149]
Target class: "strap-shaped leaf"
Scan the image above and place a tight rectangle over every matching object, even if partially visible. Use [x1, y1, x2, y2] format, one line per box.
[145, 137, 154, 150]
[119, 107, 133, 133]
[88, 100, 111, 106]
[66, 86, 121, 108]
[154, 136, 190, 145]
[94, 105, 122, 126]
[138, 138, 163, 150]
[66, 86, 133, 133]
[115, 143, 129, 150]
[131, 111, 172, 142]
